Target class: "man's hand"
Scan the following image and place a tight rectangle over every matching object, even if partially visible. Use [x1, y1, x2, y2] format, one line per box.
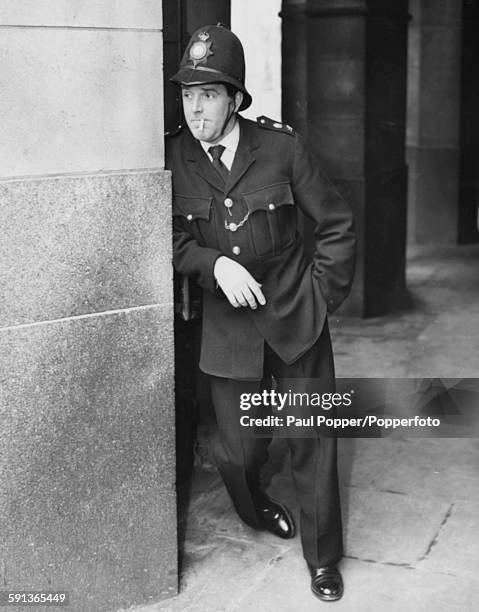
[214, 256, 266, 309]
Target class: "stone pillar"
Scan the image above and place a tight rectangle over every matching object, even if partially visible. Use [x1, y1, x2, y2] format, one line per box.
[281, 0, 308, 137]
[0, 3, 176, 611]
[282, 0, 409, 316]
[458, 0, 479, 244]
[407, 0, 462, 244]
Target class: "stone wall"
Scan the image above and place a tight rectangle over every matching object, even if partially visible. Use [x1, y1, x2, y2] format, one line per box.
[407, 0, 462, 243]
[0, 2, 176, 610]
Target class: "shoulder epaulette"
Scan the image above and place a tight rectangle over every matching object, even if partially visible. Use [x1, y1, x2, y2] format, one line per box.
[165, 124, 183, 137]
[256, 116, 295, 136]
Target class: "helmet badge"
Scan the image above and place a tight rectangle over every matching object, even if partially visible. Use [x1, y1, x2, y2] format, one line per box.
[189, 32, 213, 68]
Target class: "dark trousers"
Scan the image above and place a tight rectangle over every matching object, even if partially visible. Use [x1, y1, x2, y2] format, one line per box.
[209, 323, 343, 568]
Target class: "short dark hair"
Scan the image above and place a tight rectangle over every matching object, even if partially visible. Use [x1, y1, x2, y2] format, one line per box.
[206, 82, 238, 100]
[223, 83, 239, 100]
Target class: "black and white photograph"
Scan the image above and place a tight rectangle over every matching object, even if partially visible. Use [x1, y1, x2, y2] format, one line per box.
[1, 1, 478, 611]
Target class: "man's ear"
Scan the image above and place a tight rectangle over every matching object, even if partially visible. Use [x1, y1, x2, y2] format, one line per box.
[234, 91, 244, 112]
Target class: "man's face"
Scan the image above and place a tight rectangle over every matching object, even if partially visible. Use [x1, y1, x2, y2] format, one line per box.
[181, 83, 242, 144]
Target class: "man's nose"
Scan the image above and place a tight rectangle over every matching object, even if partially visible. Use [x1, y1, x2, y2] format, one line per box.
[192, 96, 203, 113]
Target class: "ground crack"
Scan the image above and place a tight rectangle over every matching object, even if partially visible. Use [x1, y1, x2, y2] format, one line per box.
[344, 555, 414, 569]
[418, 502, 454, 562]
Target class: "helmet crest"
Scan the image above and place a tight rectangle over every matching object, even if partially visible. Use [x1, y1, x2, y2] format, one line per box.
[188, 39, 213, 67]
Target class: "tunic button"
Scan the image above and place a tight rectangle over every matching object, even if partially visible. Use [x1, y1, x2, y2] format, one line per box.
[268, 203, 275, 211]
[224, 197, 233, 208]
[232, 246, 241, 256]
[186, 214, 193, 222]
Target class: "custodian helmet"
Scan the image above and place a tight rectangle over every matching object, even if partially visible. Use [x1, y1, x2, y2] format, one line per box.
[171, 24, 252, 111]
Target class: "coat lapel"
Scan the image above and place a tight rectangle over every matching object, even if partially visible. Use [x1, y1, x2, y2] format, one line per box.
[184, 131, 225, 192]
[225, 117, 259, 193]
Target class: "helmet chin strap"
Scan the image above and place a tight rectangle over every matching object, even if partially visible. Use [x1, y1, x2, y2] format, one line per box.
[218, 99, 237, 140]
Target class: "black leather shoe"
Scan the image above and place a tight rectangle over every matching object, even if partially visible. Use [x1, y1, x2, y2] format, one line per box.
[257, 497, 296, 539]
[309, 565, 344, 601]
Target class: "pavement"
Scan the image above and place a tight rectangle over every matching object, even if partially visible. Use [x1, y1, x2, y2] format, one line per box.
[132, 244, 479, 612]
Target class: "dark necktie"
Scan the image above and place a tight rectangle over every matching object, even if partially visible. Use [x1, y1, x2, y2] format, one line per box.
[208, 145, 229, 183]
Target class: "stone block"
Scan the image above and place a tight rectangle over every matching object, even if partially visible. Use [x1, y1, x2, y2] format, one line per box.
[0, 172, 172, 327]
[311, 0, 367, 11]
[412, 146, 460, 244]
[420, 0, 462, 26]
[418, 26, 461, 146]
[308, 58, 365, 117]
[0, 305, 176, 611]
[308, 119, 365, 179]
[308, 15, 365, 59]
[0, 29, 164, 177]
[0, 0, 163, 29]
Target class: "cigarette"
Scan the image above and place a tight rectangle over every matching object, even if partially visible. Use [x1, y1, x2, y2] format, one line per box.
[199, 119, 205, 131]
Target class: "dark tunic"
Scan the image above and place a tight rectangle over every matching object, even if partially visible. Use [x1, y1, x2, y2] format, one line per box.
[167, 115, 356, 379]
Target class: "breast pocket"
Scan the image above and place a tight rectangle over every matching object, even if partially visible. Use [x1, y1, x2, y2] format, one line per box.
[242, 182, 296, 257]
[173, 195, 216, 246]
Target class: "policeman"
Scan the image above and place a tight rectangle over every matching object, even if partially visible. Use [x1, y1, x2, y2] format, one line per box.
[167, 24, 356, 602]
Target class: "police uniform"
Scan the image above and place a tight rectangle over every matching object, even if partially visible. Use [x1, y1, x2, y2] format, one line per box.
[167, 24, 356, 582]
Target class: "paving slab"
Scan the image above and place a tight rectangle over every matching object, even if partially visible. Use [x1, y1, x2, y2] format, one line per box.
[181, 464, 452, 569]
[418, 501, 479, 579]
[131, 536, 284, 612]
[177, 554, 479, 612]
[338, 438, 404, 489]
[370, 438, 479, 503]
[183, 478, 296, 557]
[332, 337, 413, 377]
[130, 555, 479, 612]
[408, 309, 479, 377]
[343, 487, 450, 565]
